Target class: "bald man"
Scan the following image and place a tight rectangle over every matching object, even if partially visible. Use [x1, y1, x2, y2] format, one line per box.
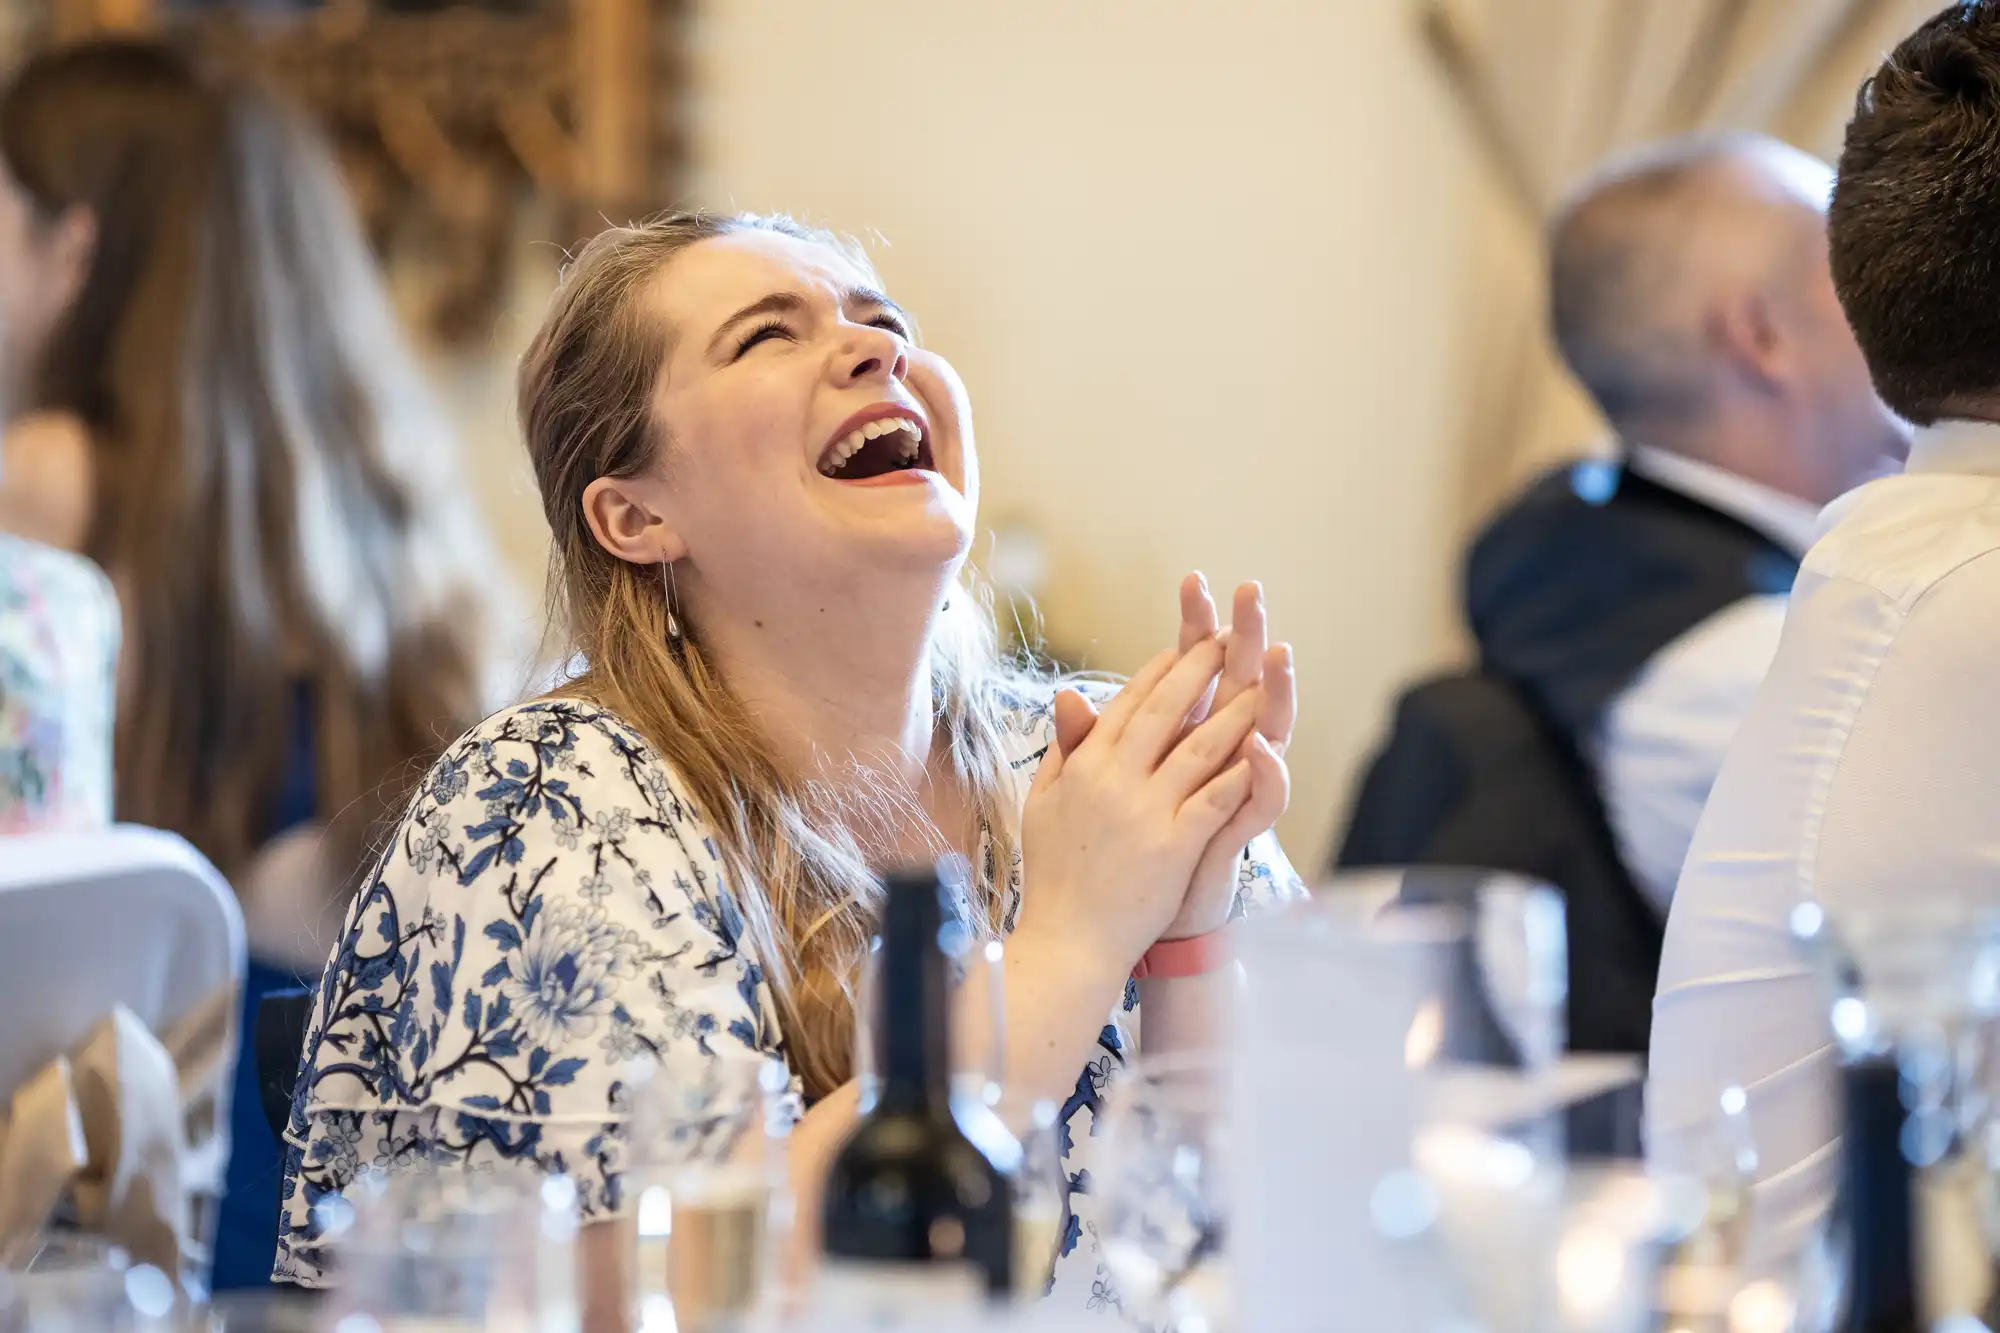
[1549, 136, 1904, 519]
[1465, 134, 1903, 910]
[1340, 135, 1907, 1054]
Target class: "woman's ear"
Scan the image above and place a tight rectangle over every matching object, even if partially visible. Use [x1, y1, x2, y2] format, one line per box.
[582, 474, 688, 566]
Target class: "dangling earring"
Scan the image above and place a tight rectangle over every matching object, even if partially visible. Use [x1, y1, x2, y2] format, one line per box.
[660, 558, 683, 642]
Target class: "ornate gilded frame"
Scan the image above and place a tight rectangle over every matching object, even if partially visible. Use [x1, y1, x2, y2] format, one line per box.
[37, 0, 687, 342]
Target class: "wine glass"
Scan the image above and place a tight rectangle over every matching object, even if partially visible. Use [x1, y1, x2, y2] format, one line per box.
[1097, 1054, 1230, 1332]
[625, 1056, 793, 1333]
[1321, 868, 1568, 1072]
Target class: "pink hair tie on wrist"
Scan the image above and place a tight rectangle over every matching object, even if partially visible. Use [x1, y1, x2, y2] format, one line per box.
[1132, 923, 1236, 981]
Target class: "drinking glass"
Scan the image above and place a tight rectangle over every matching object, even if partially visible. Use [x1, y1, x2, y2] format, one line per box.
[625, 1056, 793, 1333]
[1097, 1054, 1229, 1333]
[323, 1164, 580, 1333]
[1320, 867, 1568, 1071]
[1791, 900, 2000, 1329]
[1233, 884, 1696, 1333]
[1000, 1099, 1064, 1305]
[0, 1235, 175, 1333]
[204, 1288, 321, 1333]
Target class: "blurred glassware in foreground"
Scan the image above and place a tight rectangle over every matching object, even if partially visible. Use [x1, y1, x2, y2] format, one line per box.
[1001, 1099, 1063, 1306]
[1411, 1132, 1707, 1333]
[1792, 902, 2000, 1332]
[1236, 883, 1699, 1333]
[1646, 1084, 1770, 1333]
[317, 1164, 579, 1333]
[1099, 1054, 1230, 1333]
[627, 1055, 794, 1333]
[204, 1288, 320, 1333]
[0, 1234, 176, 1333]
[1327, 868, 1570, 1072]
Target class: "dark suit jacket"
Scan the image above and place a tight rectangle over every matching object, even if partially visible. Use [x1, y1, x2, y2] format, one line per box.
[1337, 459, 1799, 1054]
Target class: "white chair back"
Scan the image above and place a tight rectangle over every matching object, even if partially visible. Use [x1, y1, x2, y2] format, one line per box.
[0, 826, 243, 1103]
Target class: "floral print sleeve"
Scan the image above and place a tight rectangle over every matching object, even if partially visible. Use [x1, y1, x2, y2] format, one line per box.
[1238, 829, 1309, 915]
[0, 535, 117, 834]
[275, 700, 788, 1285]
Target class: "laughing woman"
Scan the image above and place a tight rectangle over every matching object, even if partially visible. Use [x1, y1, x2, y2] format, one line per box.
[277, 212, 1305, 1312]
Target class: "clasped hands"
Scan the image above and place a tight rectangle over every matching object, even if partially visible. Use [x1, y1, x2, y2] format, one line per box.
[1017, 574, 1295, 977]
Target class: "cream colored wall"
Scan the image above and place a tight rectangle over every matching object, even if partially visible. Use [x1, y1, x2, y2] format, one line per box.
[412, 231, 558, 608]
[434, 0, 1479, 868]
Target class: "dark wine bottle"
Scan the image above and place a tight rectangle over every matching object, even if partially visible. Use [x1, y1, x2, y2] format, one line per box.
[1834, 1058, 1922, 1333]
[818, 864, 1017, 1320]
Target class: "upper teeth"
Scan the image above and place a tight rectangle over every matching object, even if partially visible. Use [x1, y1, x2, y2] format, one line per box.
[822, 416, 923, 474]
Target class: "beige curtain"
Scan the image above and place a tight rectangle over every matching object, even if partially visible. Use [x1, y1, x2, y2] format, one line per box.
[1426, 0, 1946, 532]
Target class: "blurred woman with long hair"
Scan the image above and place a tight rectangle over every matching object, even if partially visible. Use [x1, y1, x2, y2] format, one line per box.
[0, 39, 517, 1286]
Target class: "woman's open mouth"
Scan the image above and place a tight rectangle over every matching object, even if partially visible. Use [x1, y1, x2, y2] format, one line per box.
[817, 413, 935, 481]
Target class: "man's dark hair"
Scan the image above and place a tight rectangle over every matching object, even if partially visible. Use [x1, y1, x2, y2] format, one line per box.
[1831, 1, 2000, 426]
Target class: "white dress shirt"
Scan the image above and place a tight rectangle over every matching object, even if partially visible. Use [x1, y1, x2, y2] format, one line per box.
[1648, 418, 2000, 1262]
[1595, 447, 1823, 914]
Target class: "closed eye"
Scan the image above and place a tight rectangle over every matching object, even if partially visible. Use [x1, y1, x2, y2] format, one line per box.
[870, 312, 913, 340]
[734, 321, 794, 359]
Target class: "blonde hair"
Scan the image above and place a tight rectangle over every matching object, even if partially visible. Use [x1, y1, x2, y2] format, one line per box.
[518, 212, 1032, 1099]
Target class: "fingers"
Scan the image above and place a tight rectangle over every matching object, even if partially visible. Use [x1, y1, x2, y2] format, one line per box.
[1259, 643, 1296, 757]
[1090, 580, 1279, 767]
[1178, 733, 1289, 933]
[1052, 688, 1098, 758]
[1205, 731, 1291, 855]
[1120, 638, 1227, 766]
[1031, 693, 1077, 792]
[1209, 583, 1266, 720]
[1247, 730, 1289, 814]
[1179, 572, 1219, 653]
[1229, 581, 1266, 675]
[1091, 648, 1178, 745]
[1179, 573, 1222, 727]
[1175, 756, 1254, 844]
[1153, 686, 1261, 798]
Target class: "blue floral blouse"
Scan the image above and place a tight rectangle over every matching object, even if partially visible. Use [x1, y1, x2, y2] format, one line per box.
[275, 691, 1306, 1310]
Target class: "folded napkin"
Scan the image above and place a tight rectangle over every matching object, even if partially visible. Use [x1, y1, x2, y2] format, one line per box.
[0, 985, 236, 1293]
